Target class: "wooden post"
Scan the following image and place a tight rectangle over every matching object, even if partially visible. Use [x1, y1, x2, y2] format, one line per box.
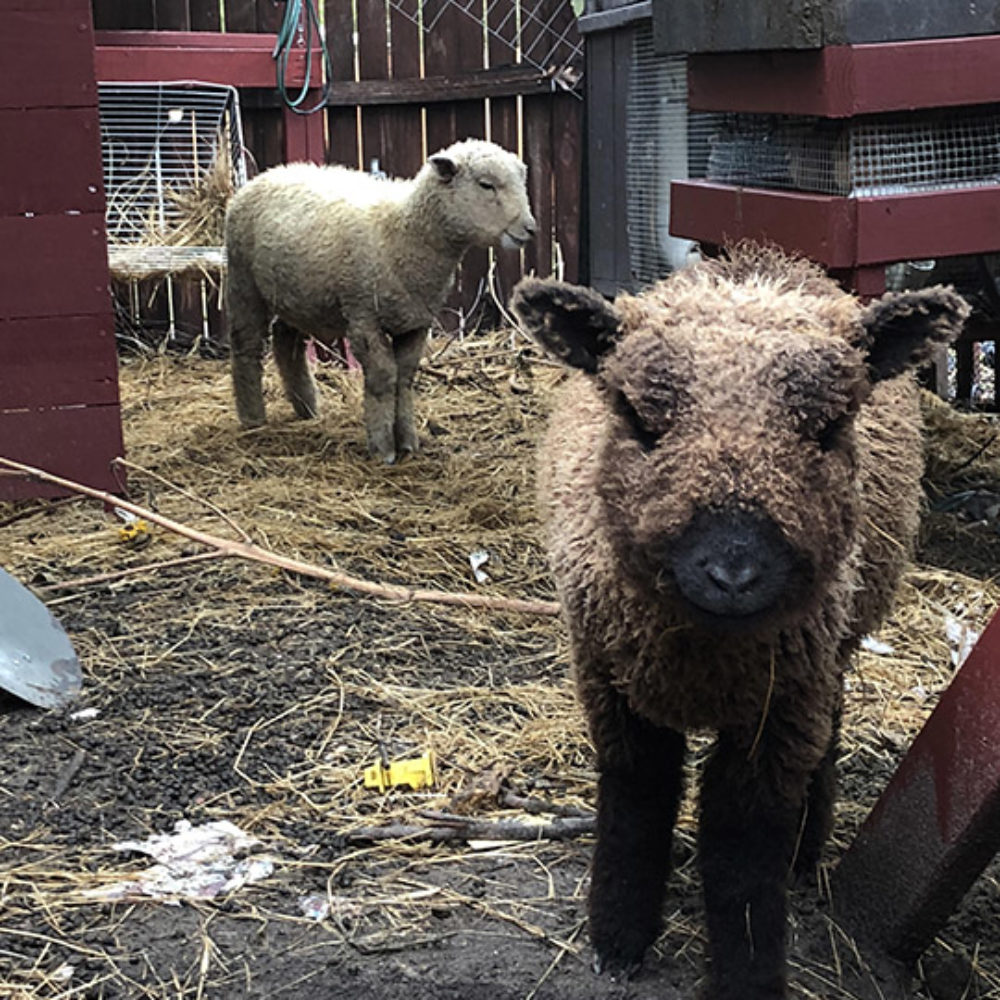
[0, 0, 125, 500]
[832, 609, 1000, 962]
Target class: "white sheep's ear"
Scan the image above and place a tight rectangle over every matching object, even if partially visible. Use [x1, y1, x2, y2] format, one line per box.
[510, 277, 621, 374]
[429, 154, 459, 182]
[859, 286, 970, 383]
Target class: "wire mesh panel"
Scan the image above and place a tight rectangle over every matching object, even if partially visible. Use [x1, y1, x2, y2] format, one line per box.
[701, 106, 1000, 197]
[98, 82, 247, 244]
[625, 23, 721, 285]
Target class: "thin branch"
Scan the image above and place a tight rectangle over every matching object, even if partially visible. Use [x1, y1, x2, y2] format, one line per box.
[345, 815, 595, 845]
[37, 551, 228, 594]
[0, 457, 559, 618]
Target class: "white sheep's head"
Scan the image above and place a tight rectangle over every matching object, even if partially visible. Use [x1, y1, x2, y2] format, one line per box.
[424, 139, 536, 251]
[513, 247, 970, 633]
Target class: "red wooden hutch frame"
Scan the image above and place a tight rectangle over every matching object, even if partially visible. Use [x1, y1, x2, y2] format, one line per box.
[670, 34, 1000, 297]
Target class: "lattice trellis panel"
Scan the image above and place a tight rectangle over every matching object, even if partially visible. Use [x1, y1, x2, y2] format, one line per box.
[386, 0, 583, 83]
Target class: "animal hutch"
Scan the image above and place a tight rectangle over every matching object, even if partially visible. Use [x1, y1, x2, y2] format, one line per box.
[580, 0, 1000, 968]
[580, 0, 1000, 406]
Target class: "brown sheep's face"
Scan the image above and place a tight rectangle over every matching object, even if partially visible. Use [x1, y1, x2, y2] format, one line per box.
[596, 314, 867, 629]
[511, 254, 969, 633]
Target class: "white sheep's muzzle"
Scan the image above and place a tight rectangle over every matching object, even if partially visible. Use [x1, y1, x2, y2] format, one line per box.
[501, 228, 533, 250]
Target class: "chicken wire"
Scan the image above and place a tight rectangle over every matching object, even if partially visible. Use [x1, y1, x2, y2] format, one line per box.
[99, 82, 247, 244]
[625, 23, 721, 285]
[701, 106, 1000, 197]
[385, 0, 583, 86]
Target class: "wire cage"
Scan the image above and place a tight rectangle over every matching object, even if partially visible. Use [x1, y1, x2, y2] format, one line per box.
[701, 106, 1000, 197]
[624, 23, 721, 285]
[99, 81, 247, 276]
[97, 82, 248, 350]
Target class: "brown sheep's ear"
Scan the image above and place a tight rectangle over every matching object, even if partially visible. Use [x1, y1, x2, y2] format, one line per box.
[510, 277, 621, 374]
[429, 155, 459, 182]
[860, 286, 970, 382]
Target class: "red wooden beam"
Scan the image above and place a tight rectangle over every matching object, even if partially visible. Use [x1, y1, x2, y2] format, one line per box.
[855, 186, 1000, 265]
[670, 181, 1000, 268]
[688, 35, 1000, 118]
[282, 104, 327, 164]
[832, 609, 1000, 962]
[669, 181, 858, 267]
[93, 30, 319, 90]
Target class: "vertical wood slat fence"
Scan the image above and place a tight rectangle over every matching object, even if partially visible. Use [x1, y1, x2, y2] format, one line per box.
[91, 0, 583, 343]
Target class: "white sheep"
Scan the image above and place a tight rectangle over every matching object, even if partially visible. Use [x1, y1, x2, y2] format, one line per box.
[224, 139, 536, 462]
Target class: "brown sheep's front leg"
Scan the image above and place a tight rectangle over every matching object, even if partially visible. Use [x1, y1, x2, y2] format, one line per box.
[586, 686, 686, 976]
[698, 719, 822, 1000]
[393, 327, 428, 458]
[348, 320, 399, 462]
[794, 688, 842, 880]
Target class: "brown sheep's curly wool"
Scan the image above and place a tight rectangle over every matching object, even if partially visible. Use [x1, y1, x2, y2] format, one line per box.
[511, 247, 969, 1000]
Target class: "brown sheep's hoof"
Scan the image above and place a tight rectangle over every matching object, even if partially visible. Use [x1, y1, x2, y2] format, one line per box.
[592, 952, 643, 982]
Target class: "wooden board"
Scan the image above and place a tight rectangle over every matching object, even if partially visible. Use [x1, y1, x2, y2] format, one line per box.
[0, 405, 125, 500]
[688, 36, 1000, 118]
[585, 25, 634, 293]
[654, 0, 1000, 52]
[1, 3, 98, 109]
[833, 609, 1000, 961]
[0, 316, 119, 409]
[0, 215, 112, 320]
[0, 108, 106, 216]
[324, 0, 361, 168]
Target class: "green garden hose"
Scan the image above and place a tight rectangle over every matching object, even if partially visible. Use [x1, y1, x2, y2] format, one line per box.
[273, 0, 333, 115]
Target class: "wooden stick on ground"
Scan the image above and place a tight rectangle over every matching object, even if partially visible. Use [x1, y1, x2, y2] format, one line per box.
[345, 815, 595, 845]
[0, 456, 559, 617]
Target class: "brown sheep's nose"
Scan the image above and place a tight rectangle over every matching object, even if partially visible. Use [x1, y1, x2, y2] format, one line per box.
[706, 557, 761, 597]
[670, 508, 799, 624]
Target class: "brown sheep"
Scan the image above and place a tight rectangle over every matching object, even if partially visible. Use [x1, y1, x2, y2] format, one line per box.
[511, 246, 969, 1000]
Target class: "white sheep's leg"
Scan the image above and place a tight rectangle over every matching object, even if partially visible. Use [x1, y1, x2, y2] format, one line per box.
[226, 269, 270, 428]
[392, 328, 428, 458]
[272, 320, 318, 420]
[348, 322, 398, 463]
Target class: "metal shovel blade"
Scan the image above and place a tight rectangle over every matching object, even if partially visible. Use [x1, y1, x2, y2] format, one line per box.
[0, 567, 82, 708]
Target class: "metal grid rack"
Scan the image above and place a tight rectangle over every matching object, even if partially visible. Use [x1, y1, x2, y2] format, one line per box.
[99, 81, 247, 245]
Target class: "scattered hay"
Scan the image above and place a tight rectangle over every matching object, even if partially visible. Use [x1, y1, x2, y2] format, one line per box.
[3, 336, 1000, 998]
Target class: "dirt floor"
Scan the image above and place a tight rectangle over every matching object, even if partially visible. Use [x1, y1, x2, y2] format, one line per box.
[4, 335, 1000, 1000]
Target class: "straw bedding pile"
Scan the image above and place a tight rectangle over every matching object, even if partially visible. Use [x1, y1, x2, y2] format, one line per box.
[2, 334, 1000, 999]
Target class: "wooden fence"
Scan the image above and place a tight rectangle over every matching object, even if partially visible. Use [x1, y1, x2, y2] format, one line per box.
[91, 0, 583, 344]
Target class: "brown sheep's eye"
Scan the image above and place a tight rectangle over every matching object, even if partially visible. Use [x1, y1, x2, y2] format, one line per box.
[617, 393, 661, 452]
[816, 412, 851, 453]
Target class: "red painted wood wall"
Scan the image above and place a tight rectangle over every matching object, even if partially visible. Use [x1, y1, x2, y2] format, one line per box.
[1, 0, 124, 500]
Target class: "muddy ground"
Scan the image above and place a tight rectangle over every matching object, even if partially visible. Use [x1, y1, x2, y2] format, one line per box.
[3, 347, 1000, 1000]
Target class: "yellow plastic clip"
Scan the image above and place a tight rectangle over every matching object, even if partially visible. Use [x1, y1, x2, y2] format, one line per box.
[118, 518, 152, 547]
[364, 750, 436, 793]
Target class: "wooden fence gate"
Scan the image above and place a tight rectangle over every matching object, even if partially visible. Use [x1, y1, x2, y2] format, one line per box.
[91, 0, 584, 343]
